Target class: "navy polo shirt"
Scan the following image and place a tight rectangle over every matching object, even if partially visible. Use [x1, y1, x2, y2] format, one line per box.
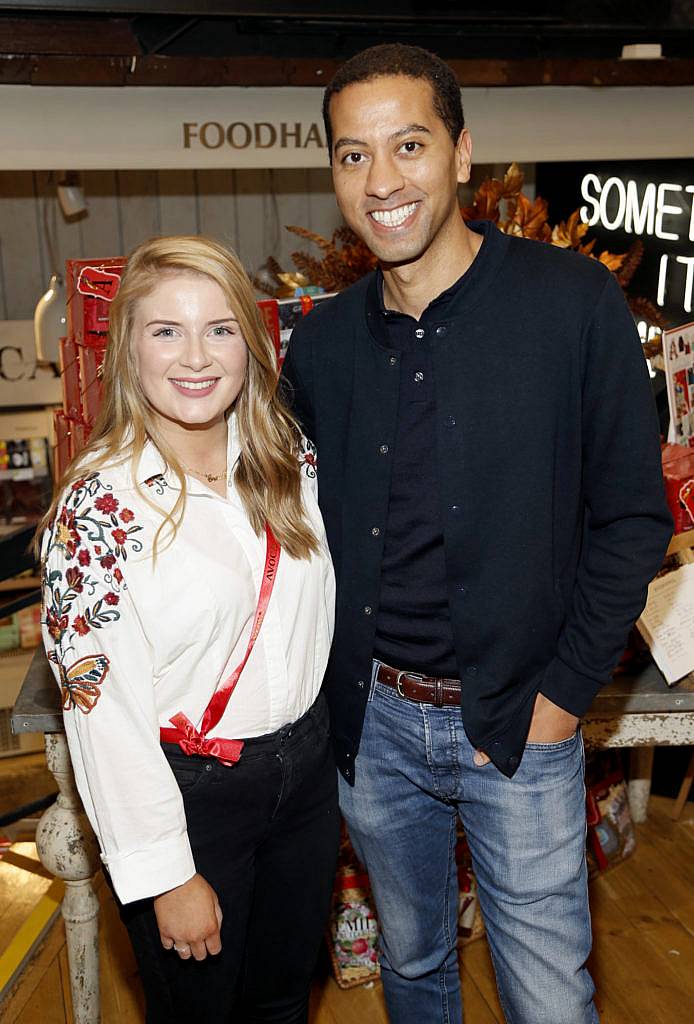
[369, 270, 459, 677]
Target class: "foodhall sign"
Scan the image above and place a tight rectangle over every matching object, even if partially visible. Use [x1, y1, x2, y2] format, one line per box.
[182, 120, 324, 151]
[0, 85, 331, 170]
[536, 160, 694, 327]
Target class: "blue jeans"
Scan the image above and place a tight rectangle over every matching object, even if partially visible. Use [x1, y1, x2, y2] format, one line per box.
[338, 665, 599, 1024]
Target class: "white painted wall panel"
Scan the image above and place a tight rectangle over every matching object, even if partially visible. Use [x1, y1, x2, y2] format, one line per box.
[80, 170, 123, 259]
[157, 170, 200, 237]
[197, 168, 239, 252]
[116, 170, 161, 253]
[0, 172, 45, 320]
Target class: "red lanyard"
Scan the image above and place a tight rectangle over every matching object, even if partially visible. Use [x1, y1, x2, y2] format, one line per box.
[160, 524, 281, 766]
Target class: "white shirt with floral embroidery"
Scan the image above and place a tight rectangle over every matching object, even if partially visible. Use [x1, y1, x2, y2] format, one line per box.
[41, 417, 334, 904]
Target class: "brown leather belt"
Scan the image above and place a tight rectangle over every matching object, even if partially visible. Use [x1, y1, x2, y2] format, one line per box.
[376, 662, 462, 708]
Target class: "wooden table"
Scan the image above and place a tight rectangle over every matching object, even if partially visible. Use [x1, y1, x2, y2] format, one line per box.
[11, 649, 694, 1023]
[583, 659, 694, 821]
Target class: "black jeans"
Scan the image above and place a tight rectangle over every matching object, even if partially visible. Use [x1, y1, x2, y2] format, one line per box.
[113, 693, 340, 1024]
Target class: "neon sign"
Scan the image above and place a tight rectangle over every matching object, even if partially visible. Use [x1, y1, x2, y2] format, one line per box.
[579, 173, 694, 314]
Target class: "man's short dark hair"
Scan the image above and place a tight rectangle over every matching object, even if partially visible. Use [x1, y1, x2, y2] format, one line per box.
[322, 43, 464, 159]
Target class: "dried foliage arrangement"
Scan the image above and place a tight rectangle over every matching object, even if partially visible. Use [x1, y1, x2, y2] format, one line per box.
[256, 163, 664, 350]
[286, 224, 378, 294]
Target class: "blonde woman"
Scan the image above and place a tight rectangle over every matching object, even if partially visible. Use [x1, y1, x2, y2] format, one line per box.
[39, 236, 338, 1024]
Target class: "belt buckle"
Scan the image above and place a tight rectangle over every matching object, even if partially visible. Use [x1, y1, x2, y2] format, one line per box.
[394, 670, 424, 698]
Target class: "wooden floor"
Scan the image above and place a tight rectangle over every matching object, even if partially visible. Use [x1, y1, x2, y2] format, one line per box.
[1, 794, 693, 1023]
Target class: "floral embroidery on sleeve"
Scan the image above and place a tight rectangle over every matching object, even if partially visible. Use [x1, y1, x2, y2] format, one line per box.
[43, 473, 144, 714]
[298, 436, 317, 479]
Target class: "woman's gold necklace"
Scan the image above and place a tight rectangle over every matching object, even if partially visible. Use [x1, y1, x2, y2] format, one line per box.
[183, 462, 227, 483]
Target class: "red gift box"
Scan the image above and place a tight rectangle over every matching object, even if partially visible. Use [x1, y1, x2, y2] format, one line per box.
[257, 299, 281, 363]
[53, 410, 73, 478]
[59, 336, 82, 420]
[53, 410, 93, 478]
[662, 443, 694, 534]
[78, 341, 106, 426]
[71, 417, 89, 457]
[66, 258, 126, 346]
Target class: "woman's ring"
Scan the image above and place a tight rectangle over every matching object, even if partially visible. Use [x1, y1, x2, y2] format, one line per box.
[174, 944, 191, 954]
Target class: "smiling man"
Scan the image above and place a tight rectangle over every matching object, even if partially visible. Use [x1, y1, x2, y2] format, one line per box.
[282, 44, 672, 1023]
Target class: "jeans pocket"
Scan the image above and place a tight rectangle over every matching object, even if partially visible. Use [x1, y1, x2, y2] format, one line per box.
[162, 747, 211, 795]
[524, 729, 580, 753]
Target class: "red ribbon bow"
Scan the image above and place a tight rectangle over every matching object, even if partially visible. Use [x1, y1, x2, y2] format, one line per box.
[165, 713, 244, 767]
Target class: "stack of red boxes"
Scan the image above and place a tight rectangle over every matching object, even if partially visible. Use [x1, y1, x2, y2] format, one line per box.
[54, 258, 126, 477]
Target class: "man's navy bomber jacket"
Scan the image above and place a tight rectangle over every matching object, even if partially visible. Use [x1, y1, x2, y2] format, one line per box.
[281, 220, 673, 782]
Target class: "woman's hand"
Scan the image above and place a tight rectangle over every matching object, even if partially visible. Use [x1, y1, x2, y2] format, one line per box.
[154, 873, 223, 961]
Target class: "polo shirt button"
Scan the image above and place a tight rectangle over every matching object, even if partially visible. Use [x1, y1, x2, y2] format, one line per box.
[357, 679, 366, 689]
[371, 526, 380, 536]
[465, 665, 478, 676]
[364, 605, 372, 615]
[389, 355, 398, 366]
[344, 767, 352, 779]
[414, 371, 424, 382]
[345, 752, 352, 759]
[457, 584, 466, 594]
[379, 444, 389, 455]
[415, 327, 425, 339]
[445, 415, 456, 428]
[450, 504, 461, 514]
[436, 325, 448, 337]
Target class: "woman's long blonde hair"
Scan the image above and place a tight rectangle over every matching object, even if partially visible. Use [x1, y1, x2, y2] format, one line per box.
[39, 235, 319, 559]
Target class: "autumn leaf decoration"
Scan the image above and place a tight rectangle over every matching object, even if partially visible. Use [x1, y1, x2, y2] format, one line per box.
[461, 163, 552, 241]
[252, 227, 377, 295]
[287, 224, 378, 293]
[461, 163, 629, 272]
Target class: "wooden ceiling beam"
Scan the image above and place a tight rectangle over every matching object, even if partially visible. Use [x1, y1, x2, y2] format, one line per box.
[0, 17, 140, 55]
[2, 54, 694, 87]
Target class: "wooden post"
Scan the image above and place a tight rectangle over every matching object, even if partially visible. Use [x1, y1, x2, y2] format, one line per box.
[671, 749, 694, 820]
[628, 746, 655, 824]
[34, 733, 101, 1024]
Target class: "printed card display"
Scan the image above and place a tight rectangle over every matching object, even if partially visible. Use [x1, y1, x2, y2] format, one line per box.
[664, 321, 694, 447]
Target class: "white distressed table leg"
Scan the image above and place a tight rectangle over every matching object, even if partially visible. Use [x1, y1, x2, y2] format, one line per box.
[628, 746, 655, 824]
[35, 732, 102, 1023]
